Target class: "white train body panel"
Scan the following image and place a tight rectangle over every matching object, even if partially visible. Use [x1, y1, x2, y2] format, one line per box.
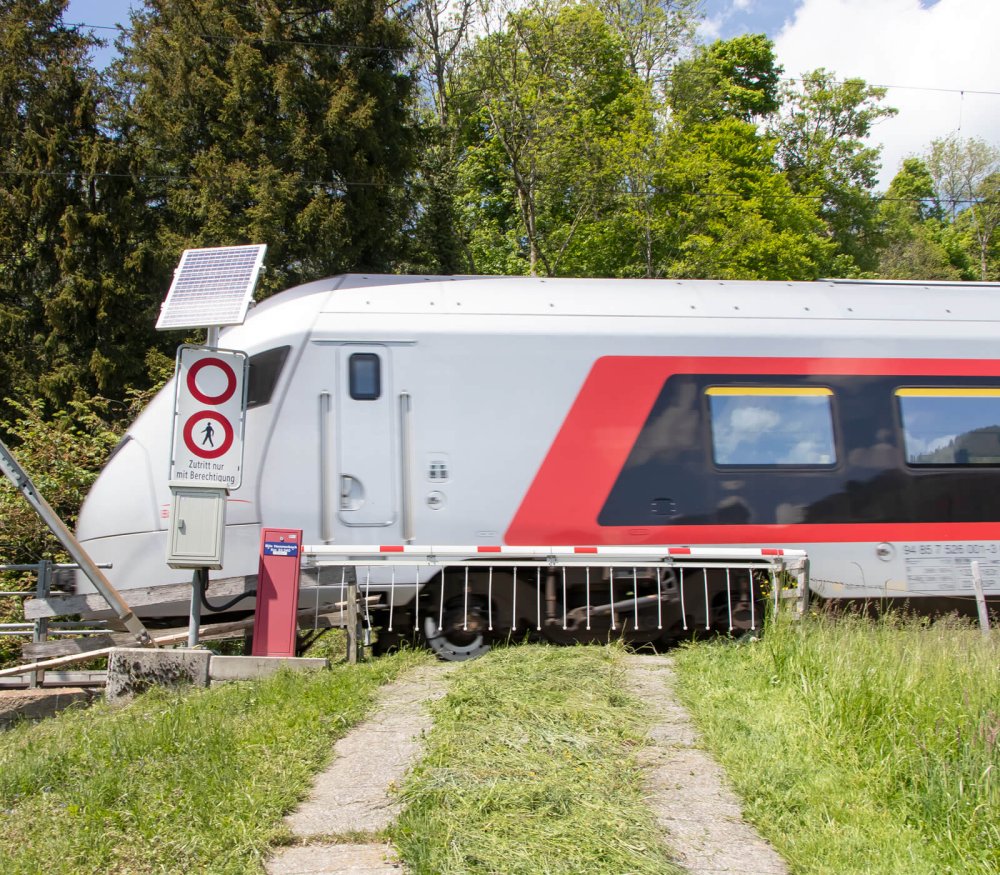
[76, 275, 1000, 615]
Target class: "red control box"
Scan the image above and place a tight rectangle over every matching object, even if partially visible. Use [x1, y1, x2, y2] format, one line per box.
[252, 528, 302, 657]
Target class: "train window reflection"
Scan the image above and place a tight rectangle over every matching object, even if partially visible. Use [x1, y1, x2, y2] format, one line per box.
[897, 388, 1000, 466]
[708, 387, 836, 466]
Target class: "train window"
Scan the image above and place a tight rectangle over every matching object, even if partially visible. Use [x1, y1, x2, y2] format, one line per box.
[707, 387, 836, 466]
[897, 388, 1000, 466]
[246, 346, 290, 409]
[349, 353, 381, 400]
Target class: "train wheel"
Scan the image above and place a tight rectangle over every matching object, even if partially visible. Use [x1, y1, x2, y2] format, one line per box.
[710, 574, 764, 636]
[422, 595, 492, 661]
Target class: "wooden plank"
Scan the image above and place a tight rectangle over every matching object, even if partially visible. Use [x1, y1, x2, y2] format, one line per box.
[0, 647, 117, 678]
[0, 671, 106, 688]
[24, 577, 251, 619]
[22, 579, 369, 619]
[21, 636, 114, 659]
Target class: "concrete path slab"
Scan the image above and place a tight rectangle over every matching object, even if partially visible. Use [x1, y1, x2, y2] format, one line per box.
[626, 654, 788, 875]
[266, 842, 404, 875]
[267, 662, 456, 875]
[285, 662, 455, 836]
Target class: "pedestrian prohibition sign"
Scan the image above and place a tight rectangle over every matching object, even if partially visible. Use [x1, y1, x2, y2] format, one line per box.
[169, 346, 248, 489]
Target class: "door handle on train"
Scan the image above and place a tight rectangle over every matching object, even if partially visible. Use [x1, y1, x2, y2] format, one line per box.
[340, 475, 365, 510]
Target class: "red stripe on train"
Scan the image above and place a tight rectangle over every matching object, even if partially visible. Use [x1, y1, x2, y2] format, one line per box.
[504, 356, 1000, 546]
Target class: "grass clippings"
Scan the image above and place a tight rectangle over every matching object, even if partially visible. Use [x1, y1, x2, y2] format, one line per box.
[0, 649, 430, 874]
[673, 612, 1000, 875]
[390, 643, 681, 874]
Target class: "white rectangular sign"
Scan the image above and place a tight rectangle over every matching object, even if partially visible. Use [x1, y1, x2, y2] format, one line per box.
[169, 346, 248, 489]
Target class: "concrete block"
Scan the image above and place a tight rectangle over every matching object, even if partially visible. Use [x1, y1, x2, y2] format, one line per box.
[209, 655, 328, 682]
[106, 647, 210, 703]
[0, 688, 99, 727]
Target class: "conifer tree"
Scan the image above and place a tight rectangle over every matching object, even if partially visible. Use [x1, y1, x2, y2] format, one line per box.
[0, 0, 156, 413]
[115, 0, 418, 294]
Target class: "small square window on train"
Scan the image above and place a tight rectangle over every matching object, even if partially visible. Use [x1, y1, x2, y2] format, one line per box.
[707, 387, 836, 466]
[349, 352, 381, 400]
[897, 388, 1000, 466]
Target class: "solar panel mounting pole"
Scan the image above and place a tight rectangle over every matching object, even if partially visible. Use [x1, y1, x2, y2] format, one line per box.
[156, 244, 266, 650]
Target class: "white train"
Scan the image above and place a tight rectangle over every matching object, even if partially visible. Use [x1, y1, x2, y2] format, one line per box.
[76, 274, 1000, 654]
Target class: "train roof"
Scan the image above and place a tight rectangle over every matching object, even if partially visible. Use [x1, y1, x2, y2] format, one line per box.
[221, 274, 1000, 351]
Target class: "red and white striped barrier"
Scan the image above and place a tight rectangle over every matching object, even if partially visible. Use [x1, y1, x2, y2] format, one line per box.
[303, 544, 808, 561]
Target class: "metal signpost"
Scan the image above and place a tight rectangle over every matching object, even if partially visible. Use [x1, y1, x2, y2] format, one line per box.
[157, 244, 266, 647]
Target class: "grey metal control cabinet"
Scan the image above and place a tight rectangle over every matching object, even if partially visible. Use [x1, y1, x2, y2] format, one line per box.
[166, 484, 228, 569]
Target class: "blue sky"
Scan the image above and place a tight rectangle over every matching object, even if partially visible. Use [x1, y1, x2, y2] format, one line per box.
[65, 0, 999, 189]
[700, 0, 804, 39]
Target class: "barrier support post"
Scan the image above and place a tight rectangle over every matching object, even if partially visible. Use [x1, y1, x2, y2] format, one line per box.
[970, 561, 991, 637]
[797, 558, 811, 618]
[346, 581, 359, 664]
[30, 560, 52, 688]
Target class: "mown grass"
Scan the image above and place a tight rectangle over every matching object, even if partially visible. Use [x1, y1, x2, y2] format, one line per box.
[0, 649, 430, 874]
[390, 643, 680, 875]
[673, 612, 999, 875]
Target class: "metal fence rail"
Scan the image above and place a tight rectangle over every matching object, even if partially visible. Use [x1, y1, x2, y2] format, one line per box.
[0, 561, 113, 688]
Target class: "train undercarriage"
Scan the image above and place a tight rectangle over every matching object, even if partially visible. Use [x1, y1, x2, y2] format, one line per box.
[371, 565, 769, 660]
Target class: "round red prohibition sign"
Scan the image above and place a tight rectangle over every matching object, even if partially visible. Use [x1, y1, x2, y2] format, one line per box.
[187, 357, 237, 405]
[183, 411, 234, 460]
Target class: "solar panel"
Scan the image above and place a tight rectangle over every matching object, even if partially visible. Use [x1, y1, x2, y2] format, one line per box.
[156, 244, 267, 331]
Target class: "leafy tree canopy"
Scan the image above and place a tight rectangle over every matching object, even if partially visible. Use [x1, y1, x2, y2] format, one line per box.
[670, 33, 782, 126]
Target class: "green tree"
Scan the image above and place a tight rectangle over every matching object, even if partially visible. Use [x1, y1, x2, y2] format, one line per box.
[774, 69, 896, 275]
[453, 0, 649, 276]
[0, 0, 157, 413]
[669, 34, 782, 127]
[602, 0, 698, 86]
[645, 35, 828, 280]
[116, 0, 418, 293]
[877, 158, 960, 280]
[926, 135, 1000, 280]
[653, 119, 831, 279]
[398, 0, 477, 273]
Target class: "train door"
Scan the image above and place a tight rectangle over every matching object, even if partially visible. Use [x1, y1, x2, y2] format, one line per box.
[336, 345, 397, 527]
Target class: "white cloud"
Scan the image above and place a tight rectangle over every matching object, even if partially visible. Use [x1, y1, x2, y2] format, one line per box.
[774, 0, 1000, 188]
[698, 0, 756, 43]
[698, 14, 725, 41]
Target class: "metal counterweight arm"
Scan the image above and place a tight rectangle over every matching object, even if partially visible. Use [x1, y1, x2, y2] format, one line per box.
[0, 437, 155, 648]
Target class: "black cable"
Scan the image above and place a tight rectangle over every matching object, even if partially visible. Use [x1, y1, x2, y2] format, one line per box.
[200, 586, 255, 613]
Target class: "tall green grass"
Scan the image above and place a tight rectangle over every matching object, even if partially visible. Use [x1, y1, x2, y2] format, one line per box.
[391, 644, 680, 875]
[0, 650, 429, 874]
[673, 612, 999, 875]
